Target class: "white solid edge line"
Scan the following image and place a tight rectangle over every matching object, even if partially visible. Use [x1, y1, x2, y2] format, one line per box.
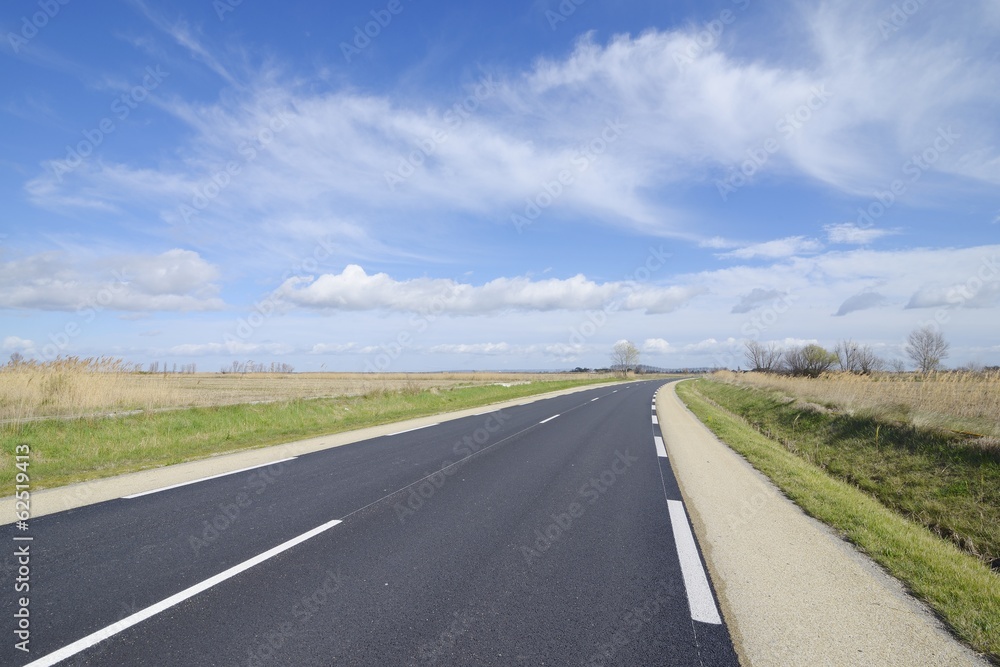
[539, 414, 560, 424]
[667, 500, 722, 625]
[25, 518, 343, 667]
[651, 415, 659, 424]
[654, 436, 668, 458]
[386, 422, 439, 437]
[124, 457, 298, 499]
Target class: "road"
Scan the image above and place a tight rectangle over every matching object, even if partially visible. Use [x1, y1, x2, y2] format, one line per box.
[2, 380, 739, 666]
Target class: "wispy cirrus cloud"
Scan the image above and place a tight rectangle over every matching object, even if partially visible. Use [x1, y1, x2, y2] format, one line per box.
[717, 236, 823, 260]
[825, 223, 899, 245]
[24, 0, 1000, 258]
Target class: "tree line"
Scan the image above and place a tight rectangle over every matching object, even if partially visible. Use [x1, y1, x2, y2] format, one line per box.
[744, 325, 953, 377]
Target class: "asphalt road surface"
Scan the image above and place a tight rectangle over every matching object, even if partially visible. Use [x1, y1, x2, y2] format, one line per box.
[2, 380, 739, 666]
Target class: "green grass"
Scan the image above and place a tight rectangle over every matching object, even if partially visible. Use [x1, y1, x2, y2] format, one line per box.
[677, 379, 1000, 662]
[689, 380, 1000, 564]
[0, 377, 618, 491]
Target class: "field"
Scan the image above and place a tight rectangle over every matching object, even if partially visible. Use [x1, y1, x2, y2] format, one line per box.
[712, 369, 1000, 439]
[0, 357, 607, 425]
[0, 359, 629, 490]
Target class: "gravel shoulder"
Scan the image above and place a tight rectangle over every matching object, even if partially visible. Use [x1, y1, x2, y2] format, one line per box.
[656, 380, 989, 667]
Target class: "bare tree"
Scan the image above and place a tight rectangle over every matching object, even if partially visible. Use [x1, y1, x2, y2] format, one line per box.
[906, 326, 949, 372]
[611, 340, 640, 377]
[855, 345, 885, 374]
[783, 344, 837, 377]
[744, 340, 782, 372]
[834, 339, 860, 373]
[835, 340, 884, 374]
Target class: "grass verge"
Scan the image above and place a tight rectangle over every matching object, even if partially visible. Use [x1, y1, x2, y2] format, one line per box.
[0, 377, 618, 491]
[677, 379, 1000, 662]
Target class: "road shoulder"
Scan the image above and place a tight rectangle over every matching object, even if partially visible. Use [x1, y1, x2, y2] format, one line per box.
[656, 380, 989, 667]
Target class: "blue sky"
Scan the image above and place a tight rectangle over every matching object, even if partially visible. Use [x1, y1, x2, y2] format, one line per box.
[1, 0, 998, 371]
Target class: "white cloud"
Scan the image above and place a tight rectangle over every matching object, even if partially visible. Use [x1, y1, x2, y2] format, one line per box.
[2, 336, 36, 354]
[167, 341, 294, 356]
[825, 223, 898, 245]
[0, 250, 224, 312]
[731, 288, 788, 314]
[834, 291, 890, 316]
[274, 265, 703, 315]
[427, 342, 513, 355]
[309, 343, 364, 355]
[718, 236, 823, 260]
[642, 338, 672, 353]
[28, 2, 1000, 251]
[906, 281, 1000, 310]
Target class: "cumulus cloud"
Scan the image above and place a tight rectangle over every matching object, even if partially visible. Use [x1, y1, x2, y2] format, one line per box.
[2, 336, 36, 355]
[0, 250, 223, 312]
[273, 265, 703, 315]
[643, 338, 672, 353]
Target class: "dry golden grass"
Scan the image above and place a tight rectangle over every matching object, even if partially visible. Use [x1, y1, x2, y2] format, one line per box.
[0, 357, 608, 423]
[713, 369, 1000, 438]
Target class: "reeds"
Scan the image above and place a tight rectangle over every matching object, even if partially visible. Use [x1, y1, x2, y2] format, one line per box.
[713, 370, 1000, 438]
[0, 357, 607, 425]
